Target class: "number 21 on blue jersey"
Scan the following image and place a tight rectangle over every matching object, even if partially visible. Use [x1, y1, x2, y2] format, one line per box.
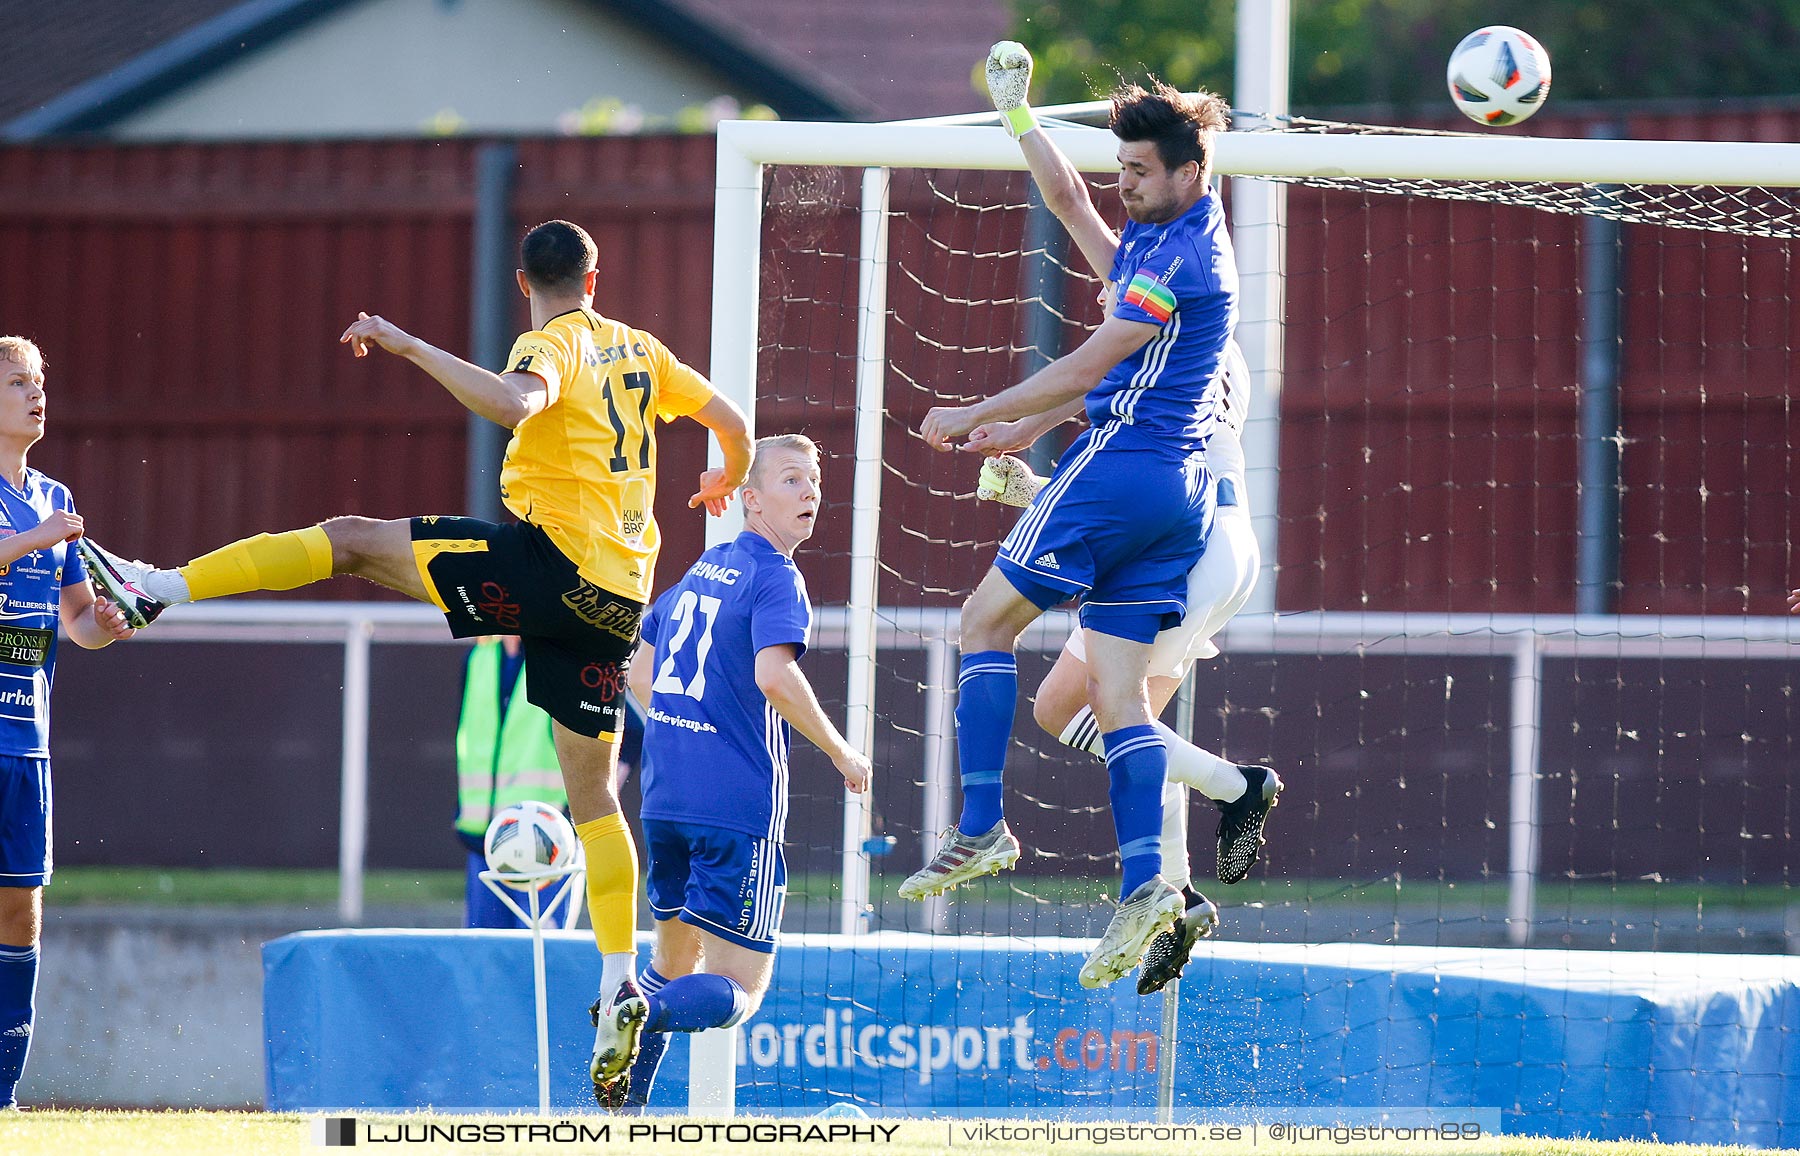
[651, 590, 721, 700]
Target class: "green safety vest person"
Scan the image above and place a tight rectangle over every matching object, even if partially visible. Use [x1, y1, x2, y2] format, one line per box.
[455, 636, 569, 928]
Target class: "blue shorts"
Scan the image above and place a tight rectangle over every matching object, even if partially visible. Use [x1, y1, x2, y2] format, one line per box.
[996, 426, 1213, 643]
[0, 755, 51, 888]
[643, 819, 785, 953]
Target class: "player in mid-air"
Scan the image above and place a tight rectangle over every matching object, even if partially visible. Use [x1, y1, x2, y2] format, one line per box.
[73, 221, 752, 1105]
[901, 43, 1240, 990]
[0, 337, 139, 1111]
[622, 434, 871, 1111]
[972, 338, 1279, 995]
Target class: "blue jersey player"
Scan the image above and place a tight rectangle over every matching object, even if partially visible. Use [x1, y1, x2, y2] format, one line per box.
[906, 51, 1239, 991]
[620, 434, 871, 1111]
[0, 336, 138, 1111]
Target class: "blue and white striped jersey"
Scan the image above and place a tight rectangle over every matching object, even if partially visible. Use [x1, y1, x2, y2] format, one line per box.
[637, 531, 812, 843]
[0, 469, 85, 757]
[1095, 190, 1239, 459]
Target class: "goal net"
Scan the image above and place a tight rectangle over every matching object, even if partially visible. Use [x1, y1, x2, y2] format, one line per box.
[690, 114, 1800, 1142]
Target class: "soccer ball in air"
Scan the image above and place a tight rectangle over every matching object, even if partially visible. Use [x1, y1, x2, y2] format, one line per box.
[1446, 26, 1551, 127]
[483, 801, 579, 891]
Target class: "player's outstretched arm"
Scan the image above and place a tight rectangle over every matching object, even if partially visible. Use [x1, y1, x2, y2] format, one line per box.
[686, 394, 754, 516]
[962, 397, 1087, 457]
[341, 312, 546, 428]
[754, 644, 871, 794]
[984, 42, 1117, 278]
[920, 314, 1158, 449]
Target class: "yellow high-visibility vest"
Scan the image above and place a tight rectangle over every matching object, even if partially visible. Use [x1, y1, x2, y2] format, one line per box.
[454, 640, 565, 840]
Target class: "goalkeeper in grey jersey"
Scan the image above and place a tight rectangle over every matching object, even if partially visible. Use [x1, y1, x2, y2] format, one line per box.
[964, 42, 1284, 995]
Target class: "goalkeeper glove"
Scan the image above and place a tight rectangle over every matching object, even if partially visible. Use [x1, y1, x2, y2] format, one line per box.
[976, 455, 1046, 508]
[985, 41, 1039, 139]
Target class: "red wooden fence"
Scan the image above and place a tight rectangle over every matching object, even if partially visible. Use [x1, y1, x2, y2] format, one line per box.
[0, 116, 1791, 614]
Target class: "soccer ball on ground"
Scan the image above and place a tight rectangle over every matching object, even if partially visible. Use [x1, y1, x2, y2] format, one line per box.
[483, 801, 579, 890]
[1447, 26, 1551, 127]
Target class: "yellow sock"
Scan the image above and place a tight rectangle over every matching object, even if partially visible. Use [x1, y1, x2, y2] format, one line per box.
[178, 526, 334, 601]
[577, 812, 639, 955]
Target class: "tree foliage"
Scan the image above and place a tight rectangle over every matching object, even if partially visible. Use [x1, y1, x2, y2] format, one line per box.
[1008, 0, 1800, 112]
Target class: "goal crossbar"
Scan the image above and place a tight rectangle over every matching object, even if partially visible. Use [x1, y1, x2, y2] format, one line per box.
[718, 118, 1800, 186]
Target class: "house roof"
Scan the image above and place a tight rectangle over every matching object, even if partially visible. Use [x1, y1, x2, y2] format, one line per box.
[0, 0, 249, 126]
[678, 0, 1010, 122]
[0, 0, 1007, 139]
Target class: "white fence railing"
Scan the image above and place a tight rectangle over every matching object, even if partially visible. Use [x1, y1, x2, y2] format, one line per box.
[120, 602, 1800, 938]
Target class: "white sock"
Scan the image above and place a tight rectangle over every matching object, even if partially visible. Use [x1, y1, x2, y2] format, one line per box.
[1061, 707, 1246, 803]
[600, 951, 638, 1003]
[1058, 702, 1245, 799]
[1159, 779, 1191, 890]
[1057, 705, 1106, 758]
[1153, 721, 1246, 802]
[144, 569, 192, 605]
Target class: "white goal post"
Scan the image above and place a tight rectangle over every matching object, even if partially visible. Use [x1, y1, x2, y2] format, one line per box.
[707, 114, 1800, 942]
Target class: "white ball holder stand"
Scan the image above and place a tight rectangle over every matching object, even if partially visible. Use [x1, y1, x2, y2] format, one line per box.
[479, 858, 587, 1115]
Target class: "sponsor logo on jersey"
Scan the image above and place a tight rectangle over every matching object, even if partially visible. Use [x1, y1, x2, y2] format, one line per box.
[689, 562, 741, 586]
[646, 705, 718, 735]
[1032, 552, 1060, 571]
[591, 340, 651, 368]
[0, 626, 51, 668]
[6, 552, 51, 579]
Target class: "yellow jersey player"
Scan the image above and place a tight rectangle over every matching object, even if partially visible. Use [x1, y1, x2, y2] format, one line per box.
[77, 220, 752, 1109]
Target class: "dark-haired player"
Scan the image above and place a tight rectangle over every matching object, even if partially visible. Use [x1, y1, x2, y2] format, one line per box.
[905, 48, 1242, 992]
[78, 220, 752, 1106]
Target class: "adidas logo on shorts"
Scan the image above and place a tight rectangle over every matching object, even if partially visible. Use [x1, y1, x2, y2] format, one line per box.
[1033, 552, 1060, 570]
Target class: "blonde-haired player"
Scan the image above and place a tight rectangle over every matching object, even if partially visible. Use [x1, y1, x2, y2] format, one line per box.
[0, 337, 138, 1111]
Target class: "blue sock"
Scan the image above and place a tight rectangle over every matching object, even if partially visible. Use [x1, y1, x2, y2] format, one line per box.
[625, 967, 672, 1110]
[0, 943, 38, 1109]
[644, 972, 747, 1034]
[955, 651, 1016, 835]
[1104, 726, 1167, 899]
[625, 1031, 669, 1111]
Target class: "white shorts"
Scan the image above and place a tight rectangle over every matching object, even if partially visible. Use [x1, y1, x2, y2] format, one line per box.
[1064, 505, 1259, 680]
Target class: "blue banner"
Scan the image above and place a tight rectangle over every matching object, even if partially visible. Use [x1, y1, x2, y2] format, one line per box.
[264, 930, 1800, 1147]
